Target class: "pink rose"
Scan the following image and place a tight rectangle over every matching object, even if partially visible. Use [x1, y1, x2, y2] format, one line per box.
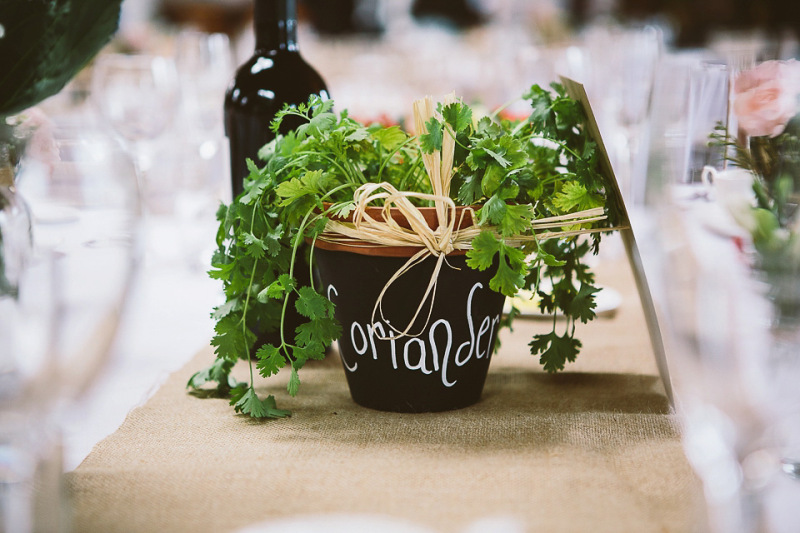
[734, 60, 800, 93]
[733, 60, 800, 138]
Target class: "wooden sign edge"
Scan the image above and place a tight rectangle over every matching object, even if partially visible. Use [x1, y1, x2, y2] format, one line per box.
[559, 76, 675, 408]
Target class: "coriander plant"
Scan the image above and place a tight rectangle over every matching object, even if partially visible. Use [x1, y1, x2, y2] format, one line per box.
[189, 83, 618, 418]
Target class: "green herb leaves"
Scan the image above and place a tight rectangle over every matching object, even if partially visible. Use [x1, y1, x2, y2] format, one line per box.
[552, 182, 604, 213]
[442, 102, 474, 132]
[419, 102, 473, 154]
[189, 95, 426, 418]
[230, 387, 290, 419]
[453, 84, 609, 360]
[529, 331, 582, 373]
[191, 84, 614, 418]
[420, 118, 444, 153]
[466, 232, 526, 296]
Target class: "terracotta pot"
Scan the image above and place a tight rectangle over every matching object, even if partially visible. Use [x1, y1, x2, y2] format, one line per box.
[312, 204, 476, 257]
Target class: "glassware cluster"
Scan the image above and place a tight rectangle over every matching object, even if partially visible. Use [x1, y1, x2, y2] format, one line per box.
[1, 120, 141, 531]
[638, 50, 800, 533]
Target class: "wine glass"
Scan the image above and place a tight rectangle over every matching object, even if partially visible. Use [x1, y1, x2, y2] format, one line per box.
[581, 23, 663, 207]
[0, 176, 38, 533]
[174, 30, 232, 137]
[173, 30, 234, 268]
[4, 119, 141, 531]
[90, 53, 179, 215]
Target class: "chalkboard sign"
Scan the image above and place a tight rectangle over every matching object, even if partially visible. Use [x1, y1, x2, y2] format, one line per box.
[314, 248, 505, 412]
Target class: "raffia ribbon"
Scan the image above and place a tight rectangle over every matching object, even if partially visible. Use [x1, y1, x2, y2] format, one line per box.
[316, 93, 610, 338]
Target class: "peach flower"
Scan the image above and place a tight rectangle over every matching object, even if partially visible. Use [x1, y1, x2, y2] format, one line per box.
[733, 60, 800, 138]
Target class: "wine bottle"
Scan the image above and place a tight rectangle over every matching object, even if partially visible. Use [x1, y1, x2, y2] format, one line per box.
[224, 0, 329, 198]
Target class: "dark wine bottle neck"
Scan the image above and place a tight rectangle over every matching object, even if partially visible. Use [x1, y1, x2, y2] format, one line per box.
[253, 0, 298, 52]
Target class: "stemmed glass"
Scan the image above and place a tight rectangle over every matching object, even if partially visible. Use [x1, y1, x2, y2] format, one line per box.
[3, 120, 141, 532]
[90, 53, 179, 215]
[582, 23, 663, 206]
[173, 30, 233, 267]
[174, 29, 232, 139]
[0, 174, 37, 533]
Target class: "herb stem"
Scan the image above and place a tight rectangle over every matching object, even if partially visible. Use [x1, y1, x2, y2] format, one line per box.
[279, 204, 319, 353]
[284, 151, 357, 186]
[240, 207, 260, 392]
[398, 153, 426, 194]
[527, 134, 584, 161]
[491, 97, 522, 121]
[377, 137, 417, 183]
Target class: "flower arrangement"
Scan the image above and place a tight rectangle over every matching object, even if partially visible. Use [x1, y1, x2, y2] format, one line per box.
[733, 60, 800, 139]
[711, 59, 800, 313]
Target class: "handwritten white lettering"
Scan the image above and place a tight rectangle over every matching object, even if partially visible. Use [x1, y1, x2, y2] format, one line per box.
[475, 316, 491, 359]
[403, 338, 431, 374]
[328, 281, 500, 389]
[455, 283, 481, 367]
[428, 319, 450, 373]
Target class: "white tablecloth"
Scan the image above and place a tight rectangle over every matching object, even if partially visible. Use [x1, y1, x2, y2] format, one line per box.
[61, 249, 221, 471]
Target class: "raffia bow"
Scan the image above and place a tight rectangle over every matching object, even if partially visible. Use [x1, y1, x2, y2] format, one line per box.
[315, 93, 610, 339]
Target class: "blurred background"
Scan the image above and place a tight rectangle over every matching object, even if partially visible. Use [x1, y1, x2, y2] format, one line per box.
[7, 2, 800, 531]
[32, 0, 796, 241]
[109, 0, 800, 114]
[23, 0, 800, 391]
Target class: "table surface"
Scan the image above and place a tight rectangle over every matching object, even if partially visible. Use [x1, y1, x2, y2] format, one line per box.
[65, 252, 707, 533]
[61, 255, 222, 472]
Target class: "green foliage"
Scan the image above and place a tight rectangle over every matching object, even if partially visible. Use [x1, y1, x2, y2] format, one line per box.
[230, 387, 290, 418]
[0, 0, 123, 117]
[187, 357, 239, 393]
[552, 182, 603, 213]
[529, 331, 582, 372]
[420, 118, 444, 153]
[709, 120, 800, 281]
[190, 85, 617, 417]
[709, 122, 753, 172]
[442, 102, 473, 132]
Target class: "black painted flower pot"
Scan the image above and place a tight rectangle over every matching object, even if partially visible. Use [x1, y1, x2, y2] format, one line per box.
[313, 247, 504, 413]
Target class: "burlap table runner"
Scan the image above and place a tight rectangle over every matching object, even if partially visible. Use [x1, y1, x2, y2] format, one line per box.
[66, 258, 704, 532]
